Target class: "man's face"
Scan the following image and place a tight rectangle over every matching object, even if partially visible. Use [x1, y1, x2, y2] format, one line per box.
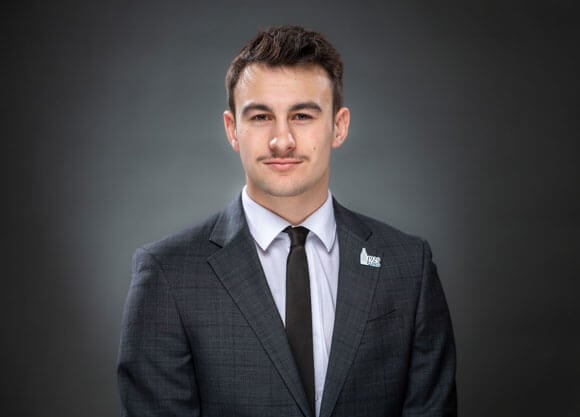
[224, 64, 349, 207]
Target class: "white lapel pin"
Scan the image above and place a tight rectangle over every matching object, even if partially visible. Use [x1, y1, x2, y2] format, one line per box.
[360, 248, 381, 268]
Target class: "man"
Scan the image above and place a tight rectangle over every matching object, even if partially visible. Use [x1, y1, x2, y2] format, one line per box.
[117, 25, 457, 417]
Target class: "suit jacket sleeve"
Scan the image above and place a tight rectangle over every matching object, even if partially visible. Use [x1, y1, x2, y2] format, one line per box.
[117, 247, 200, 417]
[402, 241, 457, 417]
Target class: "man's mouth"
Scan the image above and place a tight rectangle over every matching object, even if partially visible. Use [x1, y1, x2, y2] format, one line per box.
[263, 158, 304, 171]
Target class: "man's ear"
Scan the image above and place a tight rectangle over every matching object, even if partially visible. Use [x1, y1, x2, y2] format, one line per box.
[332, 107, 350, 149]
[223, 110, 239, 152]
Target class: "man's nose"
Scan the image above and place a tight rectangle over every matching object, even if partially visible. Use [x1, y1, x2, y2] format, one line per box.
[269, 121, 296, 154]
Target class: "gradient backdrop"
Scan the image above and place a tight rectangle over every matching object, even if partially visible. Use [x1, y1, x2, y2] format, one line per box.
[5, 1, 580, 416]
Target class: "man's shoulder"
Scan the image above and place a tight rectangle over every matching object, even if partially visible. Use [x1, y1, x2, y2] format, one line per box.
[141, 216, 218, 259]
[136, 211, 224, 263]
[334, 202, 426, 249]
[137, 197, 244, 259]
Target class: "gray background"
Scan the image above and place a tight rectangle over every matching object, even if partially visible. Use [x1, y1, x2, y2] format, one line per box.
[5, 1, 579, 416]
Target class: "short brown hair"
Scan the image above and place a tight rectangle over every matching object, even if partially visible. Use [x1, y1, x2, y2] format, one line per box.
[225, 25, 344, 115]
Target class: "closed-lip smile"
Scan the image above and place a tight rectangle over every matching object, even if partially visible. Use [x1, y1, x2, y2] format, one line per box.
[263, 158, 303, 171]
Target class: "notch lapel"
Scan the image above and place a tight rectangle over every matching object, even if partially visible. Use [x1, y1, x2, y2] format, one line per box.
[207, 198, 313, 417]
[319, 202, 383, 417]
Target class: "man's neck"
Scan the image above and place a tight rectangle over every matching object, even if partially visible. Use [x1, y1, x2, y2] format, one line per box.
[245, 186, 329, 226]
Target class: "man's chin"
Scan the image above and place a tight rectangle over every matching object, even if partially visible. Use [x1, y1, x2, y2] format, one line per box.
[250, 182, 310, 200]
[265, 187, 308, 198]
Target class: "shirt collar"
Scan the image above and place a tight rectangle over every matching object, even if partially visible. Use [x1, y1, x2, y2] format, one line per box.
[241, 186, 336, 253]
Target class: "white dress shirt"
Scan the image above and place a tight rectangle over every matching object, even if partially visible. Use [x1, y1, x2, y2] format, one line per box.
[241, 187, 339, 417]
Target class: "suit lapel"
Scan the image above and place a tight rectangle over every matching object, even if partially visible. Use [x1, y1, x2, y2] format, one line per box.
[319, 202, 383, 417]
[207, 198, 313, 417]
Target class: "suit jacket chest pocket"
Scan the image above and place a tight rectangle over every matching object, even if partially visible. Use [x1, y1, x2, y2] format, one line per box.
[358, 307, 410, 355]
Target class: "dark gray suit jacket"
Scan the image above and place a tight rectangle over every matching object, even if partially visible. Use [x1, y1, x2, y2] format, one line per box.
[117, 197, 457, 417]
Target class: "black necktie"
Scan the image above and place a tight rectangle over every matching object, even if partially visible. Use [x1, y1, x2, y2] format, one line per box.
[284, 226, 315, 413]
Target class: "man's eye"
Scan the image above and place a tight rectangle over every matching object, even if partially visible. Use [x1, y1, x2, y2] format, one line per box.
[251, 114, 270, 121]
[294, 113, 313, 120]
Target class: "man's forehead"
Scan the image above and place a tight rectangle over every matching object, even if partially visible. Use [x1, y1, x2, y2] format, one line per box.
[238, 64, 329, 88]
[234, 64, 332, 106]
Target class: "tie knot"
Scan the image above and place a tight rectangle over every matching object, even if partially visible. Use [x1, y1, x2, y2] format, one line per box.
[284, 226, 309, 247]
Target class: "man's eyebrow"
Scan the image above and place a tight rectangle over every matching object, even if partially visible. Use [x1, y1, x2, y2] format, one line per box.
[240, 101, 323, 118]
[289, 102, 322, 113]
[241, 103, 273, 118]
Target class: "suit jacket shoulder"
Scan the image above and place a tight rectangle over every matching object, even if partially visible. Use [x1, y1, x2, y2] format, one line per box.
[333, 199, 427, 256]
[135, 197, 247, 273]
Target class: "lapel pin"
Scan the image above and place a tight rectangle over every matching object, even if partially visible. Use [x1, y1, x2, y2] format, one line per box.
[360, 248, 381, 267]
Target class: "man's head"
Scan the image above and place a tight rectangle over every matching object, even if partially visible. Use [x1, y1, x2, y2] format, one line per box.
[223, 26, 349, 222]
[225, 25, 344, 116]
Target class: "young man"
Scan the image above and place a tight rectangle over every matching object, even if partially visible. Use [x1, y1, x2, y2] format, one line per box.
[118, 26, 457, 417]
